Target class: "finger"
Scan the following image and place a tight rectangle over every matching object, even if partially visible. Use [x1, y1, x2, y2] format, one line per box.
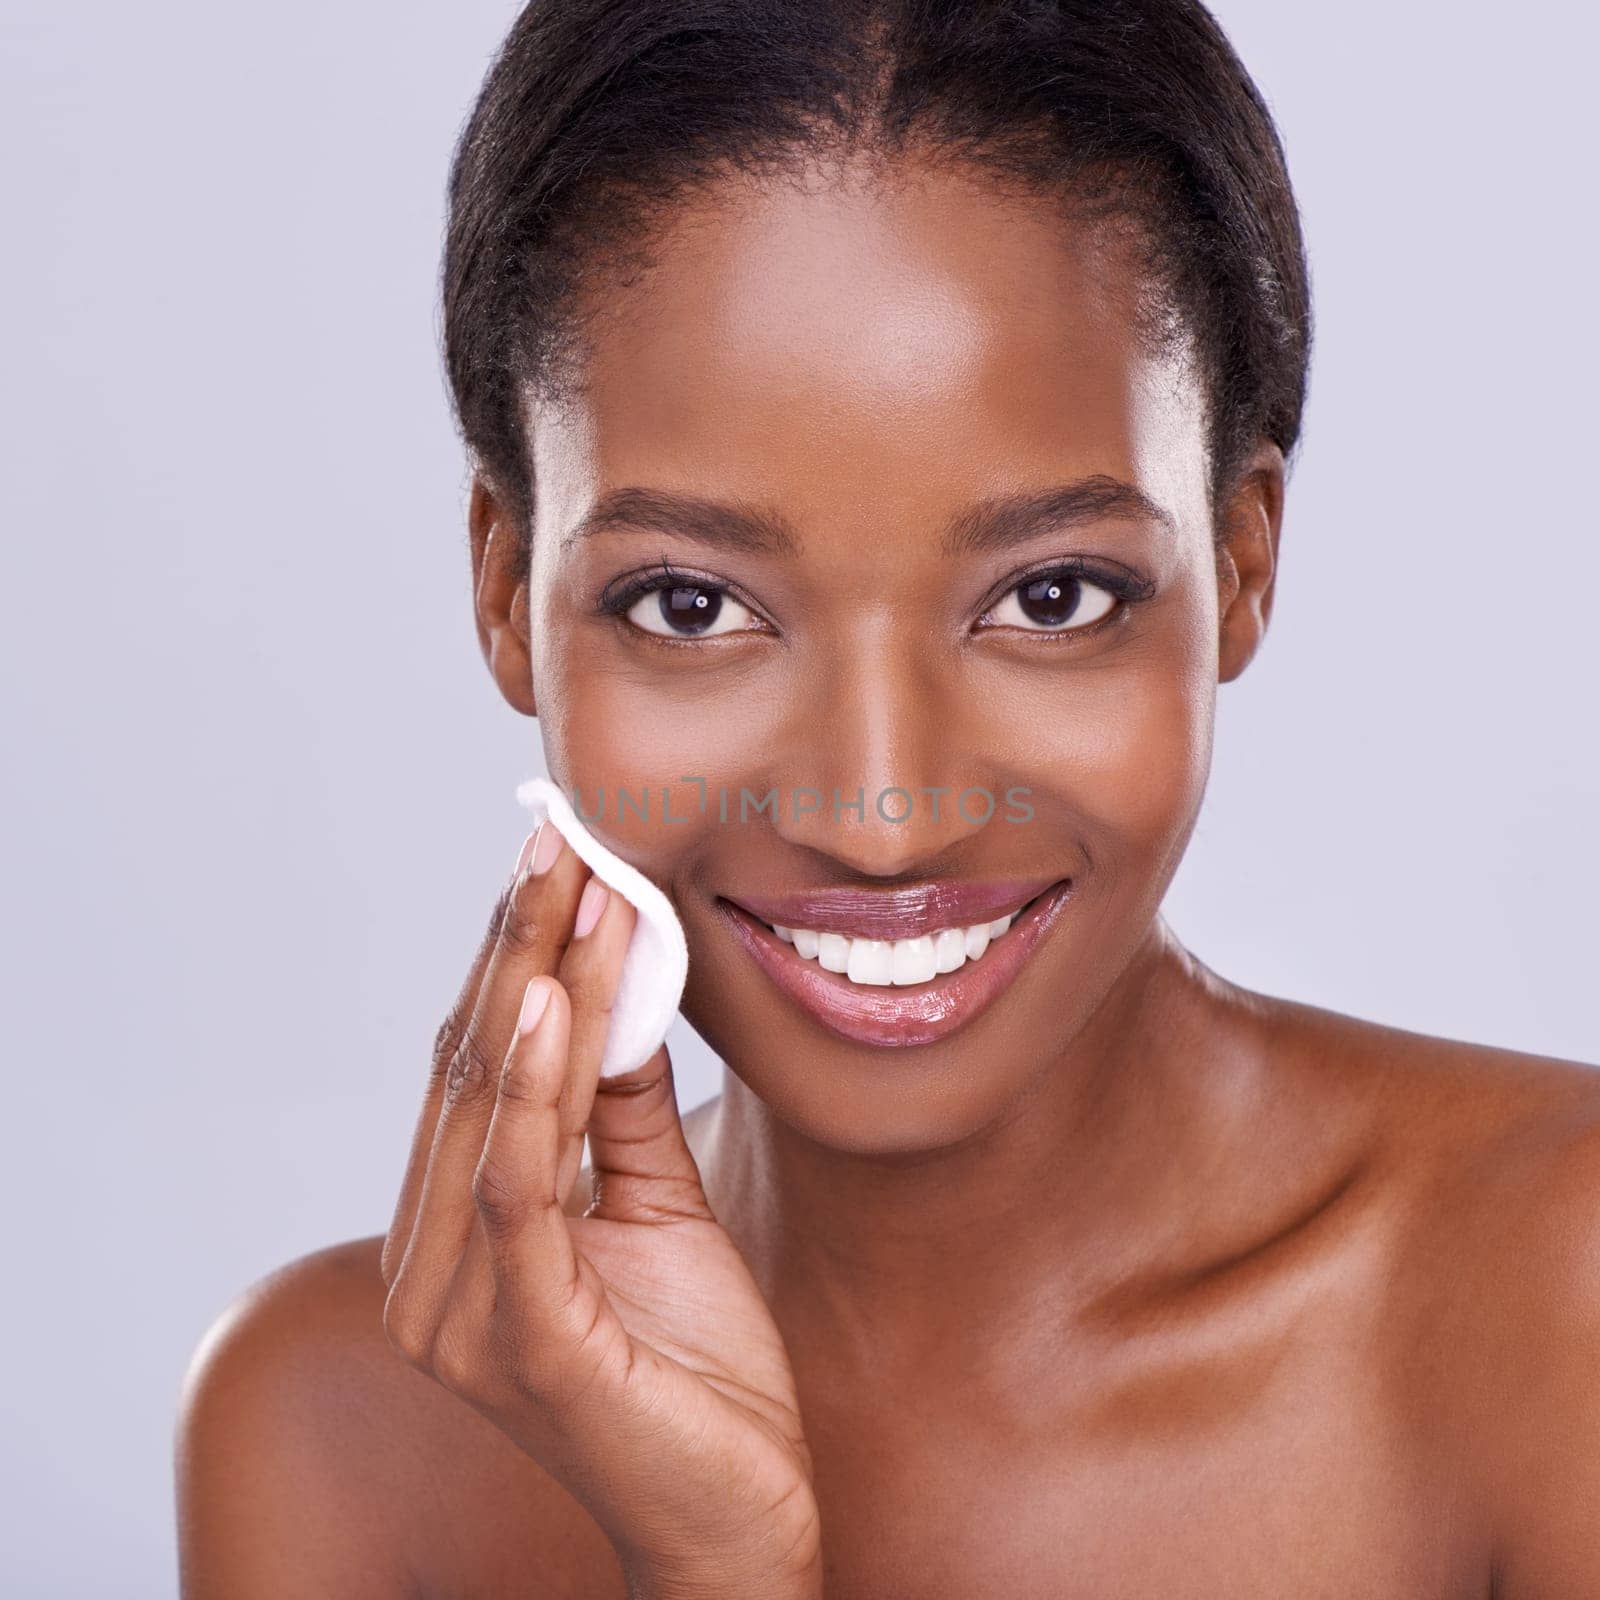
[468, 977, 587, 1328]
[552, 880, 638, 1203]
[449, 881, 635, 1329]
[391, 823, 590, 1316]
[381, 844, 524, 1288]
[584, 1043, 716, 1225]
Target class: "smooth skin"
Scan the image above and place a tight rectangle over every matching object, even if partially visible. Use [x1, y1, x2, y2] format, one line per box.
[177, 152, 1600, 1598]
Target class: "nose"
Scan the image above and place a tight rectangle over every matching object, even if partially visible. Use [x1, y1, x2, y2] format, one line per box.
[767, 622, 994, 877]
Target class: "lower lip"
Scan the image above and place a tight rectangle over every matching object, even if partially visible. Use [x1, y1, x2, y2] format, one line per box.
[716, 882, 1074, 1048]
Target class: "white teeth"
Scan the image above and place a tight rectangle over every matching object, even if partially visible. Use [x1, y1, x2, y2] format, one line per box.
[769, 911, 1022, 986]
[891, 936, 937, 986]
[933, 928, 968, 973]
[845, 938, 894, 985]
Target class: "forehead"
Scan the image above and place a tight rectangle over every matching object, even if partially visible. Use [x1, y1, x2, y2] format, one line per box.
[529, 155, 1207, 543]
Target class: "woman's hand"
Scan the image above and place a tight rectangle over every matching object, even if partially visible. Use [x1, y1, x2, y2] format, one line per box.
[379, 826, 821, 1600]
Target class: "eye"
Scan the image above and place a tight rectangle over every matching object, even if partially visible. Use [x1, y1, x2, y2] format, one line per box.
[624, 580, 760, 638]
[981, 571, 1120, 633]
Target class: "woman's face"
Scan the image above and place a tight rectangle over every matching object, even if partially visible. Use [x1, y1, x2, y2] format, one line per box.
[477, 155, 1279, 1154]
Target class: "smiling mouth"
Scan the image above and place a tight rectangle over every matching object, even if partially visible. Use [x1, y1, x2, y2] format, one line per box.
[715, 880, 1074, 1048]
[766, 899, 1033, 985]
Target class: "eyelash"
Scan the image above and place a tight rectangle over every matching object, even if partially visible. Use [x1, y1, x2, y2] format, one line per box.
[974, 558, 1157, 640]
[596, 557, 1157, 641]
[597, 561, 770, 640]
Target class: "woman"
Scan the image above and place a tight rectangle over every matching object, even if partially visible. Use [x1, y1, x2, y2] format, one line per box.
[175, 2, 1600, 1594]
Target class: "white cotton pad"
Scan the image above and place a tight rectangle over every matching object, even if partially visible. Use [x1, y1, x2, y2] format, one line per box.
[514, 776, 690, 1079]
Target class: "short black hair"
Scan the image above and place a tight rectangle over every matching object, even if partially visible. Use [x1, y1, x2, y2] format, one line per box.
[443, 0, 1311, 549]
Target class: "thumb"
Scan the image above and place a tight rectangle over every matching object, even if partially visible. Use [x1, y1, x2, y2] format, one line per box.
[584, 1043, 716, 1225]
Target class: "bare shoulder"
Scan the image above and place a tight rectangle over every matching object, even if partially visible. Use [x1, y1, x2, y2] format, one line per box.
[1247, 990, 1600, 1353]
[176, 1237, 424, 1596]
[1279, 993, 1600, 1234]
[1256, 992, 1600, 1592]
[1249, 988, 1600, 1181]
[176, 1234, 625, 1599]
[174, 1093, 725, 1598]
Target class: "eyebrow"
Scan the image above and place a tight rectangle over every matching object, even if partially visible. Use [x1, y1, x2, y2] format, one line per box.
[563, 474, 1173, 557]
[563, 487, 800, 555]
[938, 476, 1176, 556]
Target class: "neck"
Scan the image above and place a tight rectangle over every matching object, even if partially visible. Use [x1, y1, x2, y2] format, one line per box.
[700, 917, 1274, 1377]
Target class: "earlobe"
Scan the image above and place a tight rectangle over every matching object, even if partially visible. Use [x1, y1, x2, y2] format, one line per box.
[468, 474, 539, 718]
[1216, 443, 1285, 684]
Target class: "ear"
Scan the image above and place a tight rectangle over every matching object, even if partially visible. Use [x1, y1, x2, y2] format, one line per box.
[1214, 441, 1285, 683]
[468, 473, 538, 717]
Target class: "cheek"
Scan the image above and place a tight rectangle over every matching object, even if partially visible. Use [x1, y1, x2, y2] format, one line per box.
[538, 631, 775, 790]
[998, 619, 1216, 872]
[1084, 656, 1213, 855]
[532, 621, 772, 878]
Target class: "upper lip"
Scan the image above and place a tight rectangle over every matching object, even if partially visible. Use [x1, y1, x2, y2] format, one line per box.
[722, 876, 1066, 940]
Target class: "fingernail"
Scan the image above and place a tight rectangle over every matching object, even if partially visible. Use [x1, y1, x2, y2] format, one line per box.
[516, 978, 552, 1036]
[514, 829, 539, 878]
[530, 820, 563, 875]
[573, 878, 610, 938]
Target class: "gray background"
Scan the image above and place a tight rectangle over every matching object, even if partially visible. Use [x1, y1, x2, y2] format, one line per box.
[3, 2, 1595, 1593]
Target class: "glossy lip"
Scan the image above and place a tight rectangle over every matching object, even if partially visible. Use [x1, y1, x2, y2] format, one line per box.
[724, 876, 1062, 940]
[716, 879, 1074, 1048]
